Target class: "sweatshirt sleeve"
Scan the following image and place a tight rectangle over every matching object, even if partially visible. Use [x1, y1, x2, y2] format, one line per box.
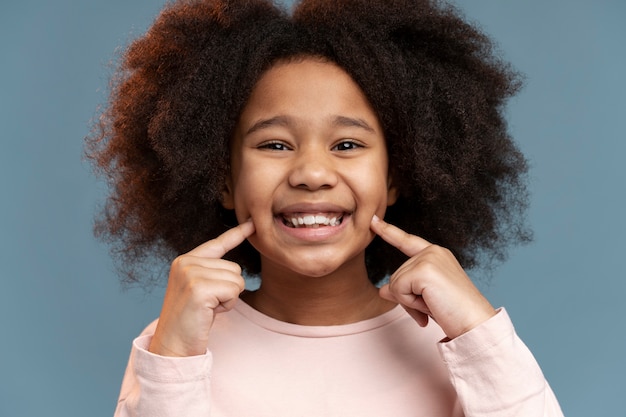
[114, 325, 212, 417]
[438, 309, 564, 417]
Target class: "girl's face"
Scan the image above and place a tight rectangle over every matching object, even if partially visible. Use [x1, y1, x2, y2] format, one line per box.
[224, 58, 397, 278]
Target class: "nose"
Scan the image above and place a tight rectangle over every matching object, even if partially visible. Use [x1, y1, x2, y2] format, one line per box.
[288, 148, 338, 191]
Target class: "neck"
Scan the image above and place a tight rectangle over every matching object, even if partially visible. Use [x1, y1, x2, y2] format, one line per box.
[241, 255, 396, 326]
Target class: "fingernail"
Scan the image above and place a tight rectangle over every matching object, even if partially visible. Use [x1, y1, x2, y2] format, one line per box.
[372, 214, 380, 222]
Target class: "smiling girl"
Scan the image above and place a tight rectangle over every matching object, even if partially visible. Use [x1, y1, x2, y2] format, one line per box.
[88, 0, 563, 415]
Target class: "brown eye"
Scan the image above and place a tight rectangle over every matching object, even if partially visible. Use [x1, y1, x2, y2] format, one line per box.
[332, 140, 362, 151]
[258, 141, 290, 151]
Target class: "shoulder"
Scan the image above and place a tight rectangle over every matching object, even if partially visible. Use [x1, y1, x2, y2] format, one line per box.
[138, 318, 160, 337]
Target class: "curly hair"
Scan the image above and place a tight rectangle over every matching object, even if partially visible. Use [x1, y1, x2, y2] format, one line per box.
[87, 0, 531, 287]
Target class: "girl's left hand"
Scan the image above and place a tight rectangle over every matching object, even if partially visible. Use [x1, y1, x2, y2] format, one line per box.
[371, 215, 496, 340]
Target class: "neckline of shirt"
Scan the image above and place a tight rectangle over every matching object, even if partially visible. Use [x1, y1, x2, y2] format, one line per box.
[233, 298, 407, 338]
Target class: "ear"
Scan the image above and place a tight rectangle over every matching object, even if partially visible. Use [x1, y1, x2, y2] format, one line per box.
[221, 177, 235, 210]
[386, 175, 399, 206]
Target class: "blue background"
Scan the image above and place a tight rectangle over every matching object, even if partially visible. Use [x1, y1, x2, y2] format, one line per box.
[1, 1, 624, 416]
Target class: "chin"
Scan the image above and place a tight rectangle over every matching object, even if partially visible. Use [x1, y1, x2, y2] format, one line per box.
[279, 258, 342, 278]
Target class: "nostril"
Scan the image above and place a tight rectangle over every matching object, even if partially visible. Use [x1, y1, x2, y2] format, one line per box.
[288, 164, 339, 190]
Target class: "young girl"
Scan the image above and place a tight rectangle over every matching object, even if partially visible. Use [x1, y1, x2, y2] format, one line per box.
[88, 0, 564, 415]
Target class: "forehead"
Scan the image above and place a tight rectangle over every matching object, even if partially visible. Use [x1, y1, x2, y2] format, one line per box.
[238, 57, 381, 129]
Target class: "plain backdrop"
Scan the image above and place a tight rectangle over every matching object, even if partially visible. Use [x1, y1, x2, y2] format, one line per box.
[1, 1, 624, 416]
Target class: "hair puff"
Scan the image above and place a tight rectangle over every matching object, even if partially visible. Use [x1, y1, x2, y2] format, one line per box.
[87, 0, 531, 287]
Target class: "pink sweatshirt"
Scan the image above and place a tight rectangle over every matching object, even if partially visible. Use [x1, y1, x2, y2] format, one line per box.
[115, 300, 563, 416]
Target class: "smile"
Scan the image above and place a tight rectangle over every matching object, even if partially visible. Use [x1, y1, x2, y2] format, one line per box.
[281, 213, 345, 228]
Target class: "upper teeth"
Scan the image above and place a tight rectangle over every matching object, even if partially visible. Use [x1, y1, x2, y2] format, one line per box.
[287, 214, 342, 227]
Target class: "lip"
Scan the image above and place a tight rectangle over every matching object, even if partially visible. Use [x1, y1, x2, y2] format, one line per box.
[274, 202, 353, 242]
[276, 202, 352, 214]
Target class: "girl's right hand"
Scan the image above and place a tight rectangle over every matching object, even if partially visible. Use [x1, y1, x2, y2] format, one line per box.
[148, 219, 255, 357]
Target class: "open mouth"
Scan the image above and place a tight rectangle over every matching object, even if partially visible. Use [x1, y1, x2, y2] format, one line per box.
[280, 213, 345, 228]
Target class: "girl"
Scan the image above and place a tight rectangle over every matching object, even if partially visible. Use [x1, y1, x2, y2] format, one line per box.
[88, 0, 564, 415]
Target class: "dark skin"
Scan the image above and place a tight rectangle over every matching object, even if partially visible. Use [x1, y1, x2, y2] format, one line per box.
[147, 215, 495, 357]
[148, 59, 495, 357]
[89, 0, 530, 292]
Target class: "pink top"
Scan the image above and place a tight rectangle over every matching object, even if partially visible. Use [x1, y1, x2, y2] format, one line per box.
[115, 300, 563, 416]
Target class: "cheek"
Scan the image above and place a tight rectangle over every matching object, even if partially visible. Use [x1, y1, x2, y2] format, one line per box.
[231, 163, 277, 219]
[359, 162, 391, 204]
[362, 178, 394, 220]
[229, 171, 255, 220]
[232, 184, 257, 220]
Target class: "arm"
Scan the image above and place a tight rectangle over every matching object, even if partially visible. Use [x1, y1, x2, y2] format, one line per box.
[370, 216, 563, 416]
[115, 330, 212, 416]
[114, 220, 255, 416]
[439, 309, 563, 417]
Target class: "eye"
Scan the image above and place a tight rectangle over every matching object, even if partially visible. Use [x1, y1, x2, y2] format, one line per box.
[332, 140, 363, 151]
[258, 141, 291, 151]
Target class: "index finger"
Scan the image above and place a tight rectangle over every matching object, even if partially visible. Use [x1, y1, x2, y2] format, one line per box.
[189, 219, 255, 259]
[370, 215, 430, 257]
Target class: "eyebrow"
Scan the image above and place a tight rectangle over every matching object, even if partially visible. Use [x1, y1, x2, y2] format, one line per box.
[245, 115, 292, 135]
[245, 115, 376, 135]
[331, 116, 376, 133]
